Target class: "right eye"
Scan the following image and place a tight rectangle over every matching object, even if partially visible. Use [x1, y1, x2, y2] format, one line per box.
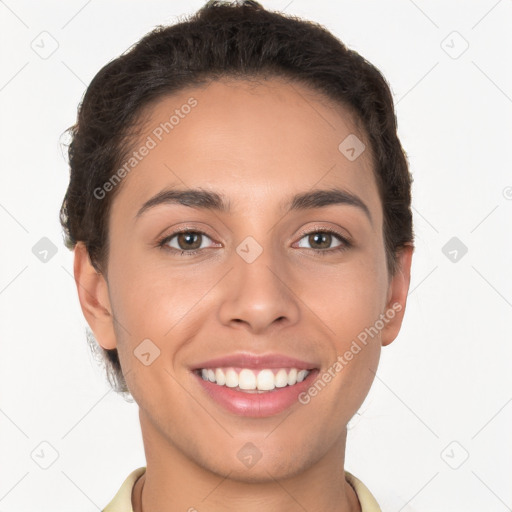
[158, 230, 218, 255]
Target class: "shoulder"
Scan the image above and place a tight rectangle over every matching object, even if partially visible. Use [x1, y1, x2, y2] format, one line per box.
[345, 470, 382, 512]
[102, 466, 146, 512]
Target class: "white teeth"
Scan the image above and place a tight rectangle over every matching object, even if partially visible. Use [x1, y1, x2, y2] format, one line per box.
[198, 367, 311, 391]
[215, 368, 226, 386]
[239, 369, 257, 390]
[257, 369, 275, 391]
[275, 369, 288, 388]
[225, 368, 238, 388]
[297, 370, 308, 383]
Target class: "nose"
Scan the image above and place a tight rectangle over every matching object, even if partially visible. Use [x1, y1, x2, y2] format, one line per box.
[217, 242, 300, 334]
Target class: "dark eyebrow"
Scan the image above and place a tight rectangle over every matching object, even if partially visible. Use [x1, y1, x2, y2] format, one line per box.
[136, 187, 372, 224]
[136, 188, 230, 218]
[285, 188, 372, 224]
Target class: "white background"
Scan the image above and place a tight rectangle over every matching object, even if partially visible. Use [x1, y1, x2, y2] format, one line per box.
[1, 1, 511, 510]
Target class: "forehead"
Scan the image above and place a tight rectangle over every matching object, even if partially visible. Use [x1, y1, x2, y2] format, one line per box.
[112, 77, 381, 223]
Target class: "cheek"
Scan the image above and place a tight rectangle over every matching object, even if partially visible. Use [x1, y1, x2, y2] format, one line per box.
[106, 252, 216, 384]
[301, 247, 387, 403]
[106, 260, 194, 414]
[303, 249, 388, 342]
[107, 248, 195, 332]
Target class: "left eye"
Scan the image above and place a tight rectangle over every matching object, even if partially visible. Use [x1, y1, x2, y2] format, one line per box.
[296, 230, 346, 251]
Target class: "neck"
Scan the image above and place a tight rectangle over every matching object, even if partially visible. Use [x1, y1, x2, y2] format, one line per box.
[133, 410, 361, 512]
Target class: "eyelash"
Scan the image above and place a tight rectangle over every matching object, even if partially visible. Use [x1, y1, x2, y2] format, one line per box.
[157, 227, 352, 257]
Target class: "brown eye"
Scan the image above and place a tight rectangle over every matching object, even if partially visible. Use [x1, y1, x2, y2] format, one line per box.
[160, 230, 214, 253]
[297, 230, 345, 251]
[308, 232, 332, 250]
[176, 232, 203, 250]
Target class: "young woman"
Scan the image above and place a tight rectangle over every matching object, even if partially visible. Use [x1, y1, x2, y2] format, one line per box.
[60, 1, 414, 510]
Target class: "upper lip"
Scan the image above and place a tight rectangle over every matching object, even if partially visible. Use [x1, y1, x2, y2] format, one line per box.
[191, 352, 319, 371]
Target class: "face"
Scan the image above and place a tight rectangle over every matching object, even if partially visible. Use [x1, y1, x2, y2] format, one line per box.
[77, 77, 411, 482]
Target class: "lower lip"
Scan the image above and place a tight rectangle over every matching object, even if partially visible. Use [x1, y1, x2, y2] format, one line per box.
[194, 370, 319, 418]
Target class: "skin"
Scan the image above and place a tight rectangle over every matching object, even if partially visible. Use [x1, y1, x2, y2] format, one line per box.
[74, 77, 413, 511]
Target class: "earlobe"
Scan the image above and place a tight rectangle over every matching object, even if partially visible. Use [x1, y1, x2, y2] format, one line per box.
[381, 244, 414, 347]
[73, 242, 117, 350]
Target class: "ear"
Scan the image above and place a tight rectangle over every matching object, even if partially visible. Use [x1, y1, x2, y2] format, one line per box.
[381, 244, 414, 347]
[73, 242, 117, 350]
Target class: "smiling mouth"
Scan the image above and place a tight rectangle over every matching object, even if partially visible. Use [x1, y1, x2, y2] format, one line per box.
[194, 367, 314, 393]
